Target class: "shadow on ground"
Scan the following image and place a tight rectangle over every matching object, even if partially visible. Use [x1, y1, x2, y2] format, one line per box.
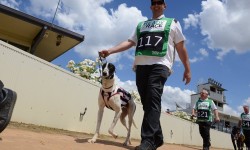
[75, 138, 135, 150]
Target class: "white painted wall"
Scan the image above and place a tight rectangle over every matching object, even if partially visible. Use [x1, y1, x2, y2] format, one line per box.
[0, 41, 233, 149]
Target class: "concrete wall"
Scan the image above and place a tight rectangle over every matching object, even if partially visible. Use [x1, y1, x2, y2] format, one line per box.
[0, 41, 233, 149]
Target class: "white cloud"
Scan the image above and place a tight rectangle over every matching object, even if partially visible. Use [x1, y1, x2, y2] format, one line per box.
[183, 13, 199, 30]
[189, 57, 199, 63]
[236, 97, 250, 113]
[243, 97, 250, 106]
[161, 86, 195, 111]
[184, 0, 250, 59]
[223, 105, 240, 117]
[114, 76, 137, 92]
[0, 0, 20, 9]
[199, 48, 209, 57]
[75, 3, 146, 60]
[25, 0, 60, 20]
[189, 48, 209, 63]
[237, 105, 243, 113]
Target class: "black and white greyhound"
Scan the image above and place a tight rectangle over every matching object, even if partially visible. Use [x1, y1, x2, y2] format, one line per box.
[88, 62, 137, 146]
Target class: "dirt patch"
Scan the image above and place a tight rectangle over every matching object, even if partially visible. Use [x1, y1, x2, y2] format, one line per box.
[0, 122, 227, 150]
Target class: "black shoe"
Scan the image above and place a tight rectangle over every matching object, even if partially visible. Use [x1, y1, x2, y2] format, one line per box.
[203, 147, 209, 150]
[155, 140, 164, 149]
[0, 87, 17, 133]
[134, 141, 155, 150]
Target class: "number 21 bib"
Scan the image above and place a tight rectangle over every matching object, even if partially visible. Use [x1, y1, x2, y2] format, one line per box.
[196, 101, 212, 122]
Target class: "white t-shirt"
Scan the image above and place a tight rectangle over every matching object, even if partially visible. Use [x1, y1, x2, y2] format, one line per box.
[129, 15, 186, 70]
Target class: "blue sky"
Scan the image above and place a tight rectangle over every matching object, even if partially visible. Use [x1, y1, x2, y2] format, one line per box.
[1, 0, 250, 116]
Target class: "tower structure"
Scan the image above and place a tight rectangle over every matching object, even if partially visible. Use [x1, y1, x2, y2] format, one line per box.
[191, 78, 226, 111]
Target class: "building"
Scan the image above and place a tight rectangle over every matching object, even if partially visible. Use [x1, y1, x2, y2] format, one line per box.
[0, 4, 84, 62]
[191, 78, 240, 133]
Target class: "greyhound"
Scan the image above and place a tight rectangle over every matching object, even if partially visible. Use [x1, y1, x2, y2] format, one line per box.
[231, 126, 244, 150]
[88, 62, 137, 146]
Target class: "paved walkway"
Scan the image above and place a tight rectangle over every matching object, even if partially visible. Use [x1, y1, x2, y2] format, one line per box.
[0, 123, 228, 150]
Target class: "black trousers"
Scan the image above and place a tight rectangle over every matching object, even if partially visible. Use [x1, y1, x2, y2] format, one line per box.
[136, 64, 170, 148]
[243, 129, 250, 147]
[198, 122, 212, 148]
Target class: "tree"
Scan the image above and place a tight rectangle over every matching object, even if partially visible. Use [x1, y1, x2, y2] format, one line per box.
[66, 59, 101, 83]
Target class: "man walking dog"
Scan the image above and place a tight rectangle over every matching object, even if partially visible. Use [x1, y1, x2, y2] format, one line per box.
[99, 0, 191, 149]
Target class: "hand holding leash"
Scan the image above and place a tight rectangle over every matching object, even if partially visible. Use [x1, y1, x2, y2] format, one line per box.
[99, 50, 110, 58]
[214, 116, 220, 122]
[190, 114, 195, 120]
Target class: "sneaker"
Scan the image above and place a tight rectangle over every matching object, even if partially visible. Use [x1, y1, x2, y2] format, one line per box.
[0, 87, 17, 133]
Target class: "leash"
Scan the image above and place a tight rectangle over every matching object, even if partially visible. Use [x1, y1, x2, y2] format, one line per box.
[97, 52, 107, 81]
[211, 121, 216, 126]
[98, 56, 103, 78]
[97, 52, 114, 80]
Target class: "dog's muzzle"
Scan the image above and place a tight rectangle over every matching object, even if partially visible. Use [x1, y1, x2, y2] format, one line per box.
[102, 71, 108, 77]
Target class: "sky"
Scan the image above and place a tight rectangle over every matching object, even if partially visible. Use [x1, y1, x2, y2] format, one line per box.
[1, 0, 250, 117]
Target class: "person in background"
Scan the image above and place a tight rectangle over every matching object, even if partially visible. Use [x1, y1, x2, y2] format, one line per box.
[99, 0, 191, 149]
[0, 80, 17, 134]
[238, 105, 250, 150]
[192, 89, 220, 150]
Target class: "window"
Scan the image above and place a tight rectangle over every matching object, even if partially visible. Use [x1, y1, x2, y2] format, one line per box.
[210, 86, 216, 92]
[218, 102, 223, 108]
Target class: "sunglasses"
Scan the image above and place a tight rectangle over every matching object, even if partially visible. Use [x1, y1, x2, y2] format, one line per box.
[151, 1, 164, 6]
